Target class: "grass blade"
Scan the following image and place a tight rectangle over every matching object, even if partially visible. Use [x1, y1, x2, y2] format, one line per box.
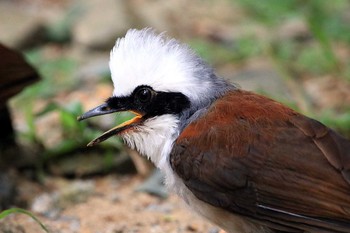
[0, 208, 50, 233]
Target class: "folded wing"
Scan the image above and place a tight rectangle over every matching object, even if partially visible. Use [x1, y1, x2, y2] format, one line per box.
[170, 90, 350, 232]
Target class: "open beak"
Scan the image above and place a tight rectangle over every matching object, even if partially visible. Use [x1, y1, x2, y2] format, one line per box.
[77, 103, 143, 146]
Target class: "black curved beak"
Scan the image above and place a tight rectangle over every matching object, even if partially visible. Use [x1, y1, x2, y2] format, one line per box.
[77, 102, 143, 147]
[77, 103, 121, 121]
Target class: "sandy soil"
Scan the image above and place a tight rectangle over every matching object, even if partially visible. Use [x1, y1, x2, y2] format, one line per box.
[0, 175, 222, 233]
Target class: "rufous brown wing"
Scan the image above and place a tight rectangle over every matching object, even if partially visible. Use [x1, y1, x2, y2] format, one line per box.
[170, 90, 350, 232]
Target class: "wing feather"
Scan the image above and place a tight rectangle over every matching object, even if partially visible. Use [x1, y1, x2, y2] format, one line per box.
[170, 90, 350, 232]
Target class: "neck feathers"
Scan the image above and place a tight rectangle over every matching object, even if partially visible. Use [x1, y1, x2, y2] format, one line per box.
[121, 114, 180, 167]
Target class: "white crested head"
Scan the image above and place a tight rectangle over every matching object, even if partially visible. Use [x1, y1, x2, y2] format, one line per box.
[109, 28, 228, 106]
[102, 28, 232, 171]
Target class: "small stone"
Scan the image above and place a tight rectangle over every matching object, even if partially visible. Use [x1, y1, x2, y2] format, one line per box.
[135, 169, 168, 198]
[303, 76, 350, 110]
[276, 18, 311, 42]
[219, 60, 292, 100]
[108, 193, 122, 203]
[0, 172, 16, 209]
[31, 180, 95, 216]
[146, 203, 173, 214]
[186, 223, 199, 232]
[208, 227, 222, 233]
[58, 180, 95, 206]
[0, 2, 45, 49]
[72, 0, 132, 50]
[31, 192, 59, 216]
[0, 222, 25, 233]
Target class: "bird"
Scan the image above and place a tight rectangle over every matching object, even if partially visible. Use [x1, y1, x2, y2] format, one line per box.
[78, 28, 350, 233]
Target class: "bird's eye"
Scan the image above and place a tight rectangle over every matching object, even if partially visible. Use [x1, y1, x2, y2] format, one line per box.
[136, 87, 153, 103]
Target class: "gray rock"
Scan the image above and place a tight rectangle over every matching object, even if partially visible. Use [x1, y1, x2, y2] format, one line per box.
[31, 192, 60, 217]
[0, 2, 45, 49]
[208, 227, 221, 233]
[45, 3, 84, 43]
[145, 202, 173, 214]
[0, 171, 16, 209]
[48, 150, 134, 177]
[75, 55, 110, 82]
[127, 0, 242, 39]
[276, 18, 311, 42]
[127, 0, 178, 34]
[72, 0, 132, 50]
[31, 180, 95, 216]
[219, 62, 292, 100]
[135, 169, 168, 198]
[0, 222, 25, 233]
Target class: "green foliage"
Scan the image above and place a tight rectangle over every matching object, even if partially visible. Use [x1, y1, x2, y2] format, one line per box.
[37, 102, 90, 158]
[23, 49, 77, 99]
[302, 0, 341, 73]
[234, 0, 299, 25]
[0, 208, 49, 233]
[344, 62, 350, 82]
[271, 40, 339, 76]
[295, 44, 335, 75]
[38, 101, 134, 159]
[38, 102, 108, 156]
[315, 110, 350, 138]
[235, 0, 350, 76]
[190, 35, 262, 65]
[17, 48, 129, 159]
[231, 0, 350, 135]
[22, 102, 40, 144]
[326, 14, 350, 44]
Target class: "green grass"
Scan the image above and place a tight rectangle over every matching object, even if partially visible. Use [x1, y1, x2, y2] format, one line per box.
[0, 208, 49, 233]
[295, 44, 336, 75]
[235, 0, 350, 77]
[23, 49, 78, 99]
[315, 110, 350, 138]
[234, 0, 299, 25]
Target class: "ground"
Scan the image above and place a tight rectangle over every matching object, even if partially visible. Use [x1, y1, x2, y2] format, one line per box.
[1, 175, 221, 233]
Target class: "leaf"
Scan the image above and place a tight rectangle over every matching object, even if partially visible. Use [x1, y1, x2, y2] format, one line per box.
[36, 102, 61, 117]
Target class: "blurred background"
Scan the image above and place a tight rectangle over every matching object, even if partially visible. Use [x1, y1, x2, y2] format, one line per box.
[0, 0, 350, 232]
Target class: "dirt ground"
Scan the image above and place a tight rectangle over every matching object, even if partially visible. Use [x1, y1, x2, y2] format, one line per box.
[0, 174, 222, 233]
